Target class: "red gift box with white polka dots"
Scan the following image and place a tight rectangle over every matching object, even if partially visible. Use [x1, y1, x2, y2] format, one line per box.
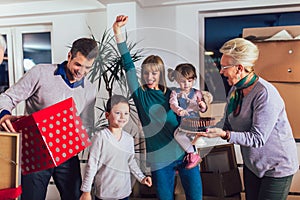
[12, 97, 91, 175]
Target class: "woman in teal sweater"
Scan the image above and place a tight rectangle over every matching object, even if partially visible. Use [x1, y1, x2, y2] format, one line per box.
[113, 15, 202, 200]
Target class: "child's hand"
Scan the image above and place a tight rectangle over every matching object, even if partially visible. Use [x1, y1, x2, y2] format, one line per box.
[141, 176, 152, 187]
[198, 100, 207, 110]
[79, 192, 92, 200]
[113, 15, 128, 35]
[179, 110, 189, 117]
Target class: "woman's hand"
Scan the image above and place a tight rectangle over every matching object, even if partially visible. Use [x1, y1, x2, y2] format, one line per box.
[197, 127, 227, 139]
[113, 15, 128, 35]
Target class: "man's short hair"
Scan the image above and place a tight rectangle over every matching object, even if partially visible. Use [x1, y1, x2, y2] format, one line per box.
[70, 38, 98, 60]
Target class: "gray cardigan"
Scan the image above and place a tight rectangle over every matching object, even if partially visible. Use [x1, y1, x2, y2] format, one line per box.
[0, 64, 97, 134]
[226, 77, 298, 178]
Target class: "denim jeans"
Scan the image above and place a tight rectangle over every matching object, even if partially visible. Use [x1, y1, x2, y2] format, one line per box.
[151, 159, 202, 200]
[243, 166, 293, 200]
[21, 156, 82, 200]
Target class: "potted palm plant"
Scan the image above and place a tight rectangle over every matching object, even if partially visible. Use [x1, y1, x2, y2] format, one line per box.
[88, 28, 145, 154]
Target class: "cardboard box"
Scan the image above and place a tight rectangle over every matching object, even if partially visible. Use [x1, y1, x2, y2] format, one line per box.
[243, 25, 300, 39]
[12, 97, 91, 175]
[0, 132, 20, 189]
[200, 144, 242, 197]
[243, 26, 300, 83]
[0, 132, 21, 200]
[201, 168, 242, 197]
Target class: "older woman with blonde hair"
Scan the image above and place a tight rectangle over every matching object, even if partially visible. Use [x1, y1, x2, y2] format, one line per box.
[200, 38, 298, 200]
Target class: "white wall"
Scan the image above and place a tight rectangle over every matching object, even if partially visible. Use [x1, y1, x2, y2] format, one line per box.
[0, 11, 107, 63]
[106, 3, 202, 88]
[0, 0, 104, 18]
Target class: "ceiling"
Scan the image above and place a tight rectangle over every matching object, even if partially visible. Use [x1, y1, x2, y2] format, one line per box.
[97, 0, 233, 7]
[0, 0, 50, 4]
[0, 0, 235, 7]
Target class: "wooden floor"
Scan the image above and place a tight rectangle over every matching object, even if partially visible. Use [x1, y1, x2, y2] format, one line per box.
[46, 189, 300, 200]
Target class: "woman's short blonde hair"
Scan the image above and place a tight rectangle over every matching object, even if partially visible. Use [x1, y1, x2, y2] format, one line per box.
[220, 38, 259, 72]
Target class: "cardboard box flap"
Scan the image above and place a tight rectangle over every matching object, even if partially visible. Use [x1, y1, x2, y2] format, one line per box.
[243, 25, 300, 39]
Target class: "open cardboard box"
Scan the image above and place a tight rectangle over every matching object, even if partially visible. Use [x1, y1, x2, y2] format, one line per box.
[243, 25, 300, 40]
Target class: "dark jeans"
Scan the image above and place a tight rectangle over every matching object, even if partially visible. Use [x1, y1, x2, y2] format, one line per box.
[95, 197, 129, 200]
[151, 159, 202, 200]
[21, 155, 82, 200]
[243, 166, 293, 200]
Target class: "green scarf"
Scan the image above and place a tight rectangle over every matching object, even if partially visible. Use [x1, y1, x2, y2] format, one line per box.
[227, 72, 258, 116]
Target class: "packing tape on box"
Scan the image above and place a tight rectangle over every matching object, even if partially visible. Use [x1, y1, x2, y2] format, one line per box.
[0, 185, 22, 200]
[0, 152, 18, 165]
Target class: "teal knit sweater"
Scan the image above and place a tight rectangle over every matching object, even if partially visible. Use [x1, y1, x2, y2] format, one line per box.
[118, 42, 184, 166]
